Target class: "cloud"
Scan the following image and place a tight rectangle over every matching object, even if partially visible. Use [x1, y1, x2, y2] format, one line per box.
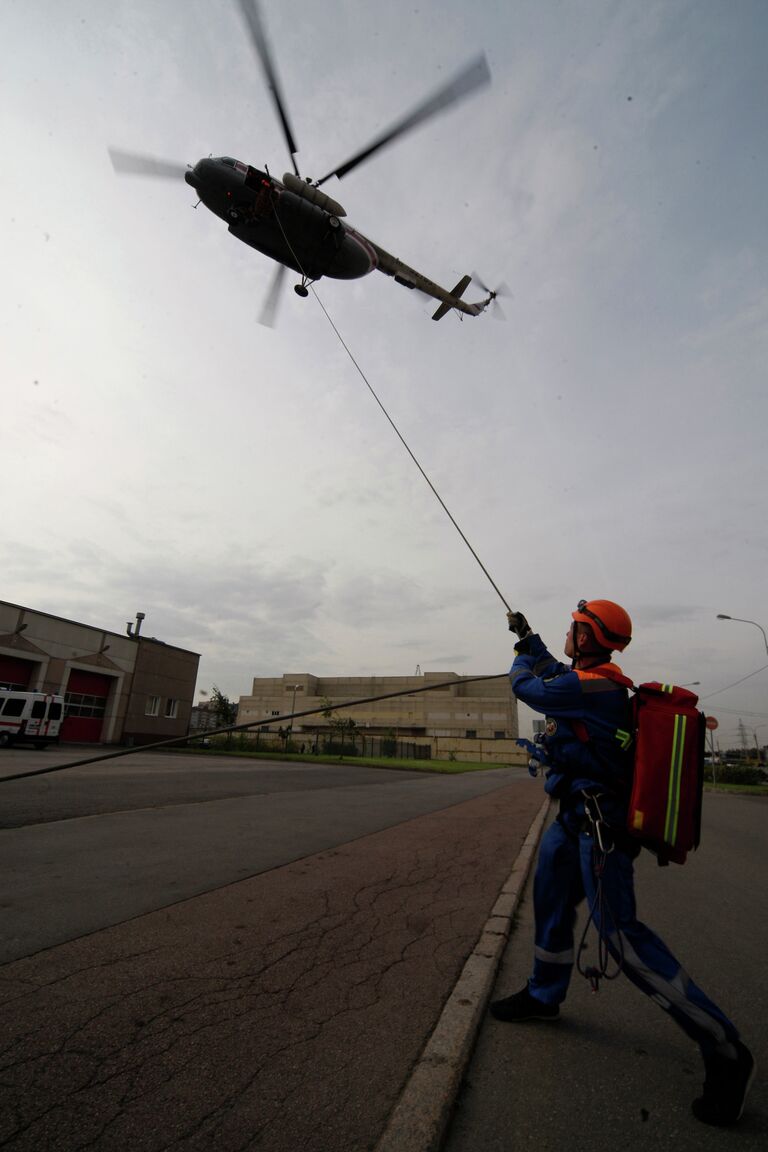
[423, 654, 469, 665]
[635, 603, 701, 627]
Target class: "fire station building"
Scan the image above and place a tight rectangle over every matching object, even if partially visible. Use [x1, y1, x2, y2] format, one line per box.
[0, 600, 199, 745]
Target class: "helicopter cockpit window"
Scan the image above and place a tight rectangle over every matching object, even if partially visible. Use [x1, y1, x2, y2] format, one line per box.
[221, 157, 236, 167]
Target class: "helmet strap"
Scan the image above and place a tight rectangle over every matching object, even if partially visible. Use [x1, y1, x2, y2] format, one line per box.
[572, 621, 612, 668]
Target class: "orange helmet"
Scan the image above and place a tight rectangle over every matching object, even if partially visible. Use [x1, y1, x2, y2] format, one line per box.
[572, 599, 632, 651]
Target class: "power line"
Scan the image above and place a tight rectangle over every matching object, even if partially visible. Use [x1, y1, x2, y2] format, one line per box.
[703, 706, 768, 720]
[700, 662, 768, 701]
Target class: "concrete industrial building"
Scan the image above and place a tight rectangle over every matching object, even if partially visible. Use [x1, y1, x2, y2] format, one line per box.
[0, 601, 199, 745]
[237, 672, 524, 765]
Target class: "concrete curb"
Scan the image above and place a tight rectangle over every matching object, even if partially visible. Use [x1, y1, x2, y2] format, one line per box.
[374, 796, 551, 1152]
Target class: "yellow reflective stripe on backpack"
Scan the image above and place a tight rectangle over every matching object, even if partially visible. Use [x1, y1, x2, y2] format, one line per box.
[664, 713, 687, 844]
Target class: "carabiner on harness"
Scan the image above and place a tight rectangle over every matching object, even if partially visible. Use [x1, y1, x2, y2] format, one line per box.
[576, 791, 625, 991]
[583, 792, 615, 855]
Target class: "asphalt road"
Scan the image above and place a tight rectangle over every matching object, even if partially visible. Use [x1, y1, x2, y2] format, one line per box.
[444, 791, 768, 1150]
[0, 749, 527, 962]
[0, 751, 542, 1152]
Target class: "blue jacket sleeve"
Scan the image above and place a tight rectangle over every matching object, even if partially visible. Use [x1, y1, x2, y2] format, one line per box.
[509, 634, 585, 717]
[508, 634, 633, 798]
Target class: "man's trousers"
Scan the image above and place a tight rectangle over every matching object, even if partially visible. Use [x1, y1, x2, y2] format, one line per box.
[528, 810, 740, 1056]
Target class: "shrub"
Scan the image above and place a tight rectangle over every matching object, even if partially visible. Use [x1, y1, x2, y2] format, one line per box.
[710, 763, 767, 786]
[322, 740, 358, 756]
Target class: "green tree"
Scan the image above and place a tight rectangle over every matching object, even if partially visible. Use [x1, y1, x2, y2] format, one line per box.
[320, 698, 357, 757]
[210, 685, 237, 727]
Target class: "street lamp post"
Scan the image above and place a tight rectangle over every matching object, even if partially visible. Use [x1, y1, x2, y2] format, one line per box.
[716, 614, 768, 656]
[751, 723, 768, 767]
[289, 683, 300, 746]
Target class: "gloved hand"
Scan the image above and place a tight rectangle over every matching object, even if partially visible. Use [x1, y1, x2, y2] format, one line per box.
[506, 610, 532, 639]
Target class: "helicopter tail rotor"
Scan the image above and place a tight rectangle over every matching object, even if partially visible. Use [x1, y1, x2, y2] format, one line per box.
[470, 272, 510, 320]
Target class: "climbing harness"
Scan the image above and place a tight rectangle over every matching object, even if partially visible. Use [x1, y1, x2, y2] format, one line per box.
[575, 791, 626, 992]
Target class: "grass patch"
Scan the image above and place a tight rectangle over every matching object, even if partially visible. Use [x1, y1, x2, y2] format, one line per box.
[173, 745, 511, 773]
[704, 781, 768, 796]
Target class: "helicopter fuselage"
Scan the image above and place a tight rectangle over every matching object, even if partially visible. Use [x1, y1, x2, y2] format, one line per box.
[185, 157, 377, 282]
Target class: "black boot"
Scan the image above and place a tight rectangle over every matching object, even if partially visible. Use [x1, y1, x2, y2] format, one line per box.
[692, 1041, 755, 1126]
[490, 985, 560, 1022]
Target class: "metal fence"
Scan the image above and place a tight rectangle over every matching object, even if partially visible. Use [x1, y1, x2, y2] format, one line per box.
[202, 730, 432, 760]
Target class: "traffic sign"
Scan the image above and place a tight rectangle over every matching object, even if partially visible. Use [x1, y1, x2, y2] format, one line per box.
[705, 716, 719, 731]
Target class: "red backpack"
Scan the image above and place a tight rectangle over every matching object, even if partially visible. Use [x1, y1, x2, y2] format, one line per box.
[626, 682, 706, 865]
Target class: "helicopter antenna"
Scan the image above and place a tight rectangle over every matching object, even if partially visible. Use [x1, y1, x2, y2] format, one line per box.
[236, 0, 300, 177]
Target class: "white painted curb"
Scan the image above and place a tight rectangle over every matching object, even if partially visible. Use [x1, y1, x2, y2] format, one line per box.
[375, 796, 551, 1152]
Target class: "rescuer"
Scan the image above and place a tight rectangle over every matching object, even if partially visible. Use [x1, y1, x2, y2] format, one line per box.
[491, 600, 755, 1127]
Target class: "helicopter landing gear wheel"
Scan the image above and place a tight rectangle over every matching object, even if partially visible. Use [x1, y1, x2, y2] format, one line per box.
[328, 215, 341, 230]
[294, 284, 309, 298]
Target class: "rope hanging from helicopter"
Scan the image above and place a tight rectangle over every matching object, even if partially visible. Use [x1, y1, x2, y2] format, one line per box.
[271, 200, 512, 615]
[0, 673, 509, 783]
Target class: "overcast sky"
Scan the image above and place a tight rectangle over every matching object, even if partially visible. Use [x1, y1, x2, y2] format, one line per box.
[2, 0, 766, 743]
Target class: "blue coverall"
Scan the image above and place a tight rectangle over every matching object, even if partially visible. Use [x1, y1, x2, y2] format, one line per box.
[511, 634, 740, 1057]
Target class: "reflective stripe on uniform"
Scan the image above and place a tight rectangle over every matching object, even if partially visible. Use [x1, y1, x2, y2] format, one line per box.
[615, 935, 730, 1050]
[578, 678, 622, 693]
[534, 945, 574, 965]
[615, 727, 632, 750]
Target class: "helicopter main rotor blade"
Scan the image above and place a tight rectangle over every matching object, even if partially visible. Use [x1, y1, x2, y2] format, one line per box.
[258, 262, 288, 327]
[235, 0, 299, 177]
[109, 148, 188, 179]
[315, 53, 491, 187]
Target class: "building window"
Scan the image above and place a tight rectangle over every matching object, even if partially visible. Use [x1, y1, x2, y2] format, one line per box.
[165, 698, 179, 719]
[271, 709, 280, 716]
[465, 729, 477, 739]
[145, 696, 160, 717]
[494, 731, 505, 739]
[65, 692, 107, 719]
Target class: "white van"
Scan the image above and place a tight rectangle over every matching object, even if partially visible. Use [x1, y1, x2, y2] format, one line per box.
[0, 691, 64, 748]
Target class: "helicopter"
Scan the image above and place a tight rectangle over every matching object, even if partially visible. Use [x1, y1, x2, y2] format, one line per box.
[109, 0, 503, 326]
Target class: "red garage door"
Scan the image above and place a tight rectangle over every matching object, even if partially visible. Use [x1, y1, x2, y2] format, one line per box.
[61, 670, 113, 742]
[0, 655, 35, 691]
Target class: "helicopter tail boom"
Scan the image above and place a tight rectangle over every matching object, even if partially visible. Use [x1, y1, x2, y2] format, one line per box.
[370, 243, 494, 320]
